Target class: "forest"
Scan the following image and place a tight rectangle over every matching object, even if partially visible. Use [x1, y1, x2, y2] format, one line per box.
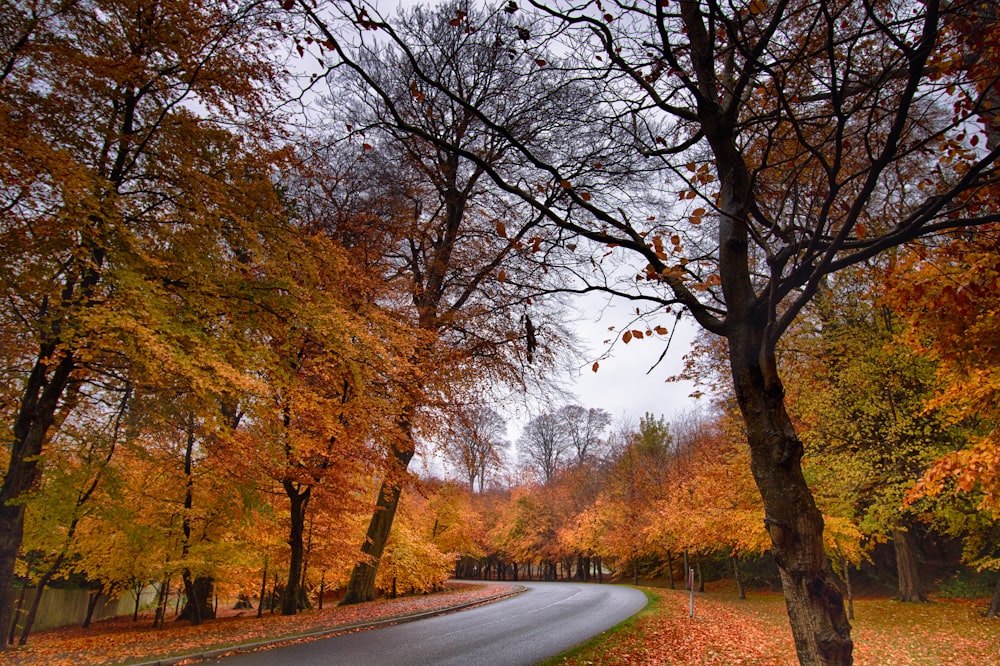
[1, 1, 998, 665]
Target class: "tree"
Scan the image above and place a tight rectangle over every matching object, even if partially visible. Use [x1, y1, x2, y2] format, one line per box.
[298, 0, 1000, 662]
[0, 0, 289, 640]
[783, 269, 959, 602]
[306, 0, 580, 605]
[557, 405, 611, 465]
[519, 412, 569, 484]
[443, 406, 509, 492]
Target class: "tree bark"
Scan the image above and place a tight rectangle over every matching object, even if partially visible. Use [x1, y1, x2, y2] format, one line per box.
[178, 576, 215, 624]
[987, 576, 1000, 619]
[893, 527, 927, 602]
[733, 555, 746, 600]
[281, 482, 311, 615]
[341, 440, 414, 605]
[0, 351, 76, 643]
[728, 318, 853, 665]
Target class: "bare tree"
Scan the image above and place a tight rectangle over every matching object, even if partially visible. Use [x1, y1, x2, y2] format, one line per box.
[519, 412, 569, 484]
[444, 406, 509, 492]
[556, 405, 611, 465]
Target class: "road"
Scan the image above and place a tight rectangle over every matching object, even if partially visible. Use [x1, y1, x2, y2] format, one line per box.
[211, 581, 647, 666]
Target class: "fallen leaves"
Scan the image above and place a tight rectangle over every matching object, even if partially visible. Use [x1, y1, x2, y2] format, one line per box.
[553, 586, 1000, 666]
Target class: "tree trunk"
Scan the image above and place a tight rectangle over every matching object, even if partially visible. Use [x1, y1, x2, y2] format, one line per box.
[728, 318, 853, 665]
[153, 578, 168, 629]
[281, 482, 311, 616]
[0, 351, 76, 645]
[667, 550, 675, 589]
[257, 558, 268, 619]
[132, 582, 142, 622]
[18, 550, 67, 645]
[341, 440, 414, 605]
[842, 557, 854, 621]
[84, 588, 102, 629]
[178, 576, 215, 624]
[893, 527, 927, 602]
[987, 576, 1000, 619]
[733, 554, 746, 600]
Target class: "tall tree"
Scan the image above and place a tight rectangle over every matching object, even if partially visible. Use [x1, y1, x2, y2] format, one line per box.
[0, 0, 288, 639]
[299, 0, 1000, 662]
[307, 0, 580, 605]
[782, 268, 959, 602]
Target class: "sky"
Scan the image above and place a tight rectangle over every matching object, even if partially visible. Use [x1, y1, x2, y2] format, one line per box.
[560, 292, 702, 429]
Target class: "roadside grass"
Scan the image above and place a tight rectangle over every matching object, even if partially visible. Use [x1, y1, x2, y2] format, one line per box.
[540, 587, 660, 666]
[549, 584, 999, 665]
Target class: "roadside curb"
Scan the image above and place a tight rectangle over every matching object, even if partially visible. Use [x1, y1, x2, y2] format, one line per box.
[128, 584, 526, 666]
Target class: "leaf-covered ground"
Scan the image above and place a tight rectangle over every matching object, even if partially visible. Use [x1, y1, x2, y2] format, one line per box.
[550, 585, 1000, 666]
[0, 582, 517, 666]
[5, 582, 997, 665]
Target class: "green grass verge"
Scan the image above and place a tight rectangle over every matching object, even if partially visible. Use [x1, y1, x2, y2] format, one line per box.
[539, 587, 660, 666]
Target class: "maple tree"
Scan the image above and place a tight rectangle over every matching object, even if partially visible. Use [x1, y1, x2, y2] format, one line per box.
[297, 0, 1000, 661]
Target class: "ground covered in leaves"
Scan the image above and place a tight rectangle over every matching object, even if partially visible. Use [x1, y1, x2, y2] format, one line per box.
[5, 581, 998, 665]
[550, 584, 1000, 666]
[0, 582, 517, 666]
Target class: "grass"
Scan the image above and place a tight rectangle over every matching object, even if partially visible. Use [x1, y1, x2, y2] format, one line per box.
[539, 587, 660, 666]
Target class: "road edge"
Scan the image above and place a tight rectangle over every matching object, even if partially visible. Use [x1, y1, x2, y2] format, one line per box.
[126, 583, 526, 666]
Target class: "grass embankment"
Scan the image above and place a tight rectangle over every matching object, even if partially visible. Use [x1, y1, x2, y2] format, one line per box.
[549, 584, 999, 665]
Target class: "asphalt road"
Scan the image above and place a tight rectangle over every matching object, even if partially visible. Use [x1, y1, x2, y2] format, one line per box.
[211, 581, 647, 666]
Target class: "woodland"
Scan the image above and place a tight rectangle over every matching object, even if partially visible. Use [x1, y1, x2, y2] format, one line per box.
[0, 1, 998, 665]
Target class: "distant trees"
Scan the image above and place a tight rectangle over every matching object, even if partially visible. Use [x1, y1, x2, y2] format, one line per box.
[443, 406, 509, 492]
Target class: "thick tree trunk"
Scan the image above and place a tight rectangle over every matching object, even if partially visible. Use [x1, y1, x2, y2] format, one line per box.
[178, 575, 215, 624]
[987, 576, 1000, 619]
[729, 323, 853, 665]
[281, 483, 311, 615]
[893, 527, 927, 602]
[341, 441, 414, 605]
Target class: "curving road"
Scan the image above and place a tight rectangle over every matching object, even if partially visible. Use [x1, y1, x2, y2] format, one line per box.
[211, 581, 647, 666]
